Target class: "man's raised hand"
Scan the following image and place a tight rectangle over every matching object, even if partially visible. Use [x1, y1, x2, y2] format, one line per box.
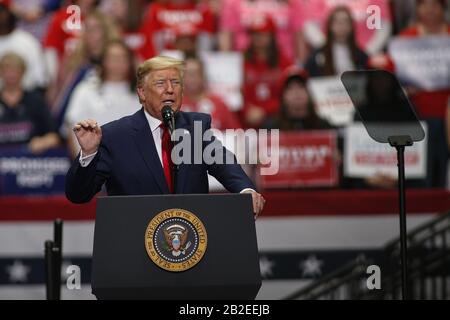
[73, 119, 102, 155]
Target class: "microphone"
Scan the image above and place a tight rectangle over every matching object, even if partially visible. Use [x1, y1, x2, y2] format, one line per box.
[161, 105, 178, 193]
[161, 105, 175, 134]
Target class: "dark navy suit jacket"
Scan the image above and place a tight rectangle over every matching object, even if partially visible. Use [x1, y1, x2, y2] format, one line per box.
[65, 108, 255, 203]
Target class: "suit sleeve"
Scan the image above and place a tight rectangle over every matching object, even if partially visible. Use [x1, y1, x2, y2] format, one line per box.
[203, 115, 256, 193]
[65, 134, 112, 204]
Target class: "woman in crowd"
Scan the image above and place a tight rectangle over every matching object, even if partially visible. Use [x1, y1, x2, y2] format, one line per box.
[0, 53, 59, 153]
[182, 57, 241, 130]
[0, 2, 47, 91]
[241, 14, 292, 128]
[293, 0, 392, 63]
[263, 67, 342, 189]
[49, 10, 119, 129]
[304, 6, 368, 77]
[219, 0, 295, 62]
[263, 67, 333, 131]
[64, 40, 139, 158]
[43, 0, 98, 84]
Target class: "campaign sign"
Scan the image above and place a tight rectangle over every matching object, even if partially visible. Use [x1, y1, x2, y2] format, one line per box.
[344, 123, 427, 179]
[389, 36, 450, 91]
[0, 147, 71, 195]
[307, 76, 355, 126]
[258, 131, 339, 189]
[200, 51, 244, 111]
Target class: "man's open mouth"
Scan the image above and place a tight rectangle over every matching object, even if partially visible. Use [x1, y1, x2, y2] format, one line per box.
[162, 100, 175, 106]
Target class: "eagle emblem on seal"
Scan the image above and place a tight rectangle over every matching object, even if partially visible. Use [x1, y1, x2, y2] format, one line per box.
[163, 224, 192, 257]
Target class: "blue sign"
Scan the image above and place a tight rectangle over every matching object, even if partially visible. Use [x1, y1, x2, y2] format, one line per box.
[0, 147, 71, 195]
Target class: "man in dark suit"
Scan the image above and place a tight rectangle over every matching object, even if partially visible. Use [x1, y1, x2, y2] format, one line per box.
[65, 56, 265, 216]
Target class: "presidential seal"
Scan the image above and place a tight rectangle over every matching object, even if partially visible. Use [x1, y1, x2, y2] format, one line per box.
[145, 208, 207, 272]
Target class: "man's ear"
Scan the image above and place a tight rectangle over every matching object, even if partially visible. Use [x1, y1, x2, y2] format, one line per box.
[136, 86, 145, 104]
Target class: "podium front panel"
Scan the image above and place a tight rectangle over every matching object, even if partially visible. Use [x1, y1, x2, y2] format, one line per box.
[91, 194, 261, 299]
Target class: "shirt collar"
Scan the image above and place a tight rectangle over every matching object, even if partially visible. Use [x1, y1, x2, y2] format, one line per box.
[144, 109, 162, 133]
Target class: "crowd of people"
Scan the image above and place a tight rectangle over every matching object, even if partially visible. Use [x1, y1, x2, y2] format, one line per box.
[0, 0, 449, 190]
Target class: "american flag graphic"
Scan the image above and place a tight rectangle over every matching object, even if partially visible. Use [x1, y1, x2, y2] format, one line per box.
[2, 190, 448, 299]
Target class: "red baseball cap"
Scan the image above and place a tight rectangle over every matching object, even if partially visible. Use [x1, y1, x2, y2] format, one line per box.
[280, 65, 309, 88]
[247, 14, 276, 33]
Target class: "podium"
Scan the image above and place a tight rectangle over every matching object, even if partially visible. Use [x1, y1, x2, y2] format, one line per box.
[91, 194, 262, 300]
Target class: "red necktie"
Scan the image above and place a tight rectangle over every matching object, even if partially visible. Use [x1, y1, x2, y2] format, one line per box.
[160, 123, 173, 193]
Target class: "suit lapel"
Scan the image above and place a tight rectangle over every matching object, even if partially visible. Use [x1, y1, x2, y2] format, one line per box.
[131, 108, 169, 194]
